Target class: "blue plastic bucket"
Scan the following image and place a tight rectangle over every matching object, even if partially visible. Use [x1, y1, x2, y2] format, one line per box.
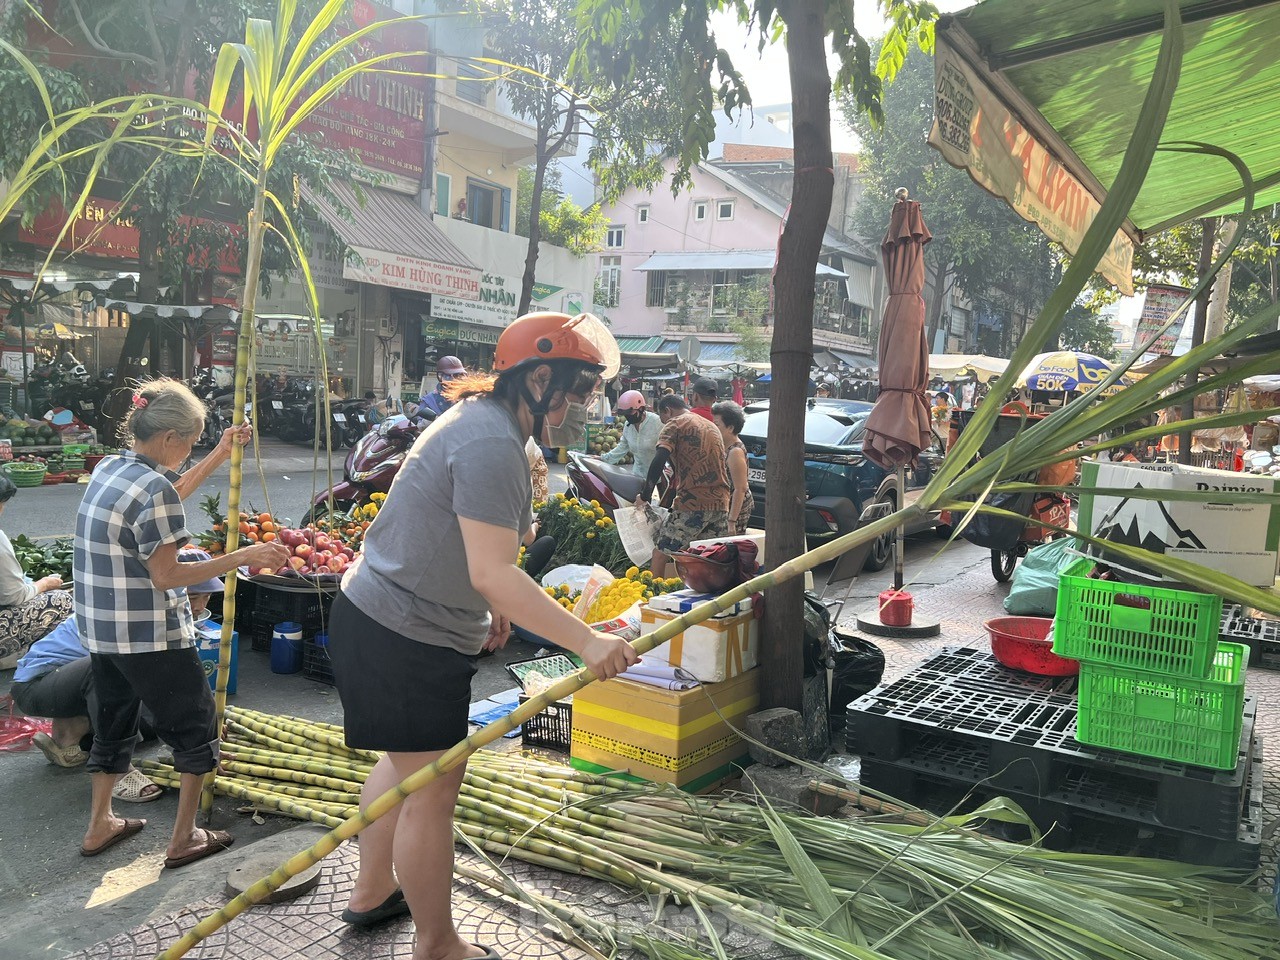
[270, 621, 304, 674]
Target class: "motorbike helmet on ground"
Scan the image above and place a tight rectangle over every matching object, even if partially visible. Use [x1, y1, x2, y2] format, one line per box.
[493, 312, 620, 444]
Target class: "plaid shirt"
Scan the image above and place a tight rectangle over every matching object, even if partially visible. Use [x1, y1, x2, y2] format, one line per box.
[74, 452, 194, 654]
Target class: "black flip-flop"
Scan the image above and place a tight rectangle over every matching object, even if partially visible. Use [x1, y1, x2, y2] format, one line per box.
[471, 947, 503, 960]
[341, 888, 411, 928]
[80, 817, 146, 857]
[163, 828, 234, 869]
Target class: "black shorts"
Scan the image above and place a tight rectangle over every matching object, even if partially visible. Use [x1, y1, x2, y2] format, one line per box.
[326, 590, 477, 753]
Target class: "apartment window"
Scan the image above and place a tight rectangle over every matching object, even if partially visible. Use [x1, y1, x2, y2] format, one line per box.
[693, 201, 708, 221]
[434, 173, 451, 218]
[646, 270, 666, 308]
[717, 200, 735, 221]
[600, 256, 622, 307]
[465, 179, 510, 231]
[606, 225, 625, 249]
[711, 269, 736, 314]
[456, 60, 488, 105]
[636, 205, 650, 223]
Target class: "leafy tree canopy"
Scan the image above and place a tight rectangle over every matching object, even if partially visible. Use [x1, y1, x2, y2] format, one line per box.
[515, 166, 607, 256]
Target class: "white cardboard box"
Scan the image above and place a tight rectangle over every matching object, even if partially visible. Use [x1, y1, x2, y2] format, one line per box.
[1077, 460, 1280, 586]
[639, 604, 759, 683]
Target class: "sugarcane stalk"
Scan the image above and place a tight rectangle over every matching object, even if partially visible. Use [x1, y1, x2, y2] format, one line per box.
[227, 708, 379, 762]
[219, 760, 362, 793]
[235, 777, 361, 805]
[220, 742, 372, 777]
[807, 780, 947, 829]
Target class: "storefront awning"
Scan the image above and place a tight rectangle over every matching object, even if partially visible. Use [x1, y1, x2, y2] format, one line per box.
[307, 182, 482, 300]
[616, 335, 665, 353]
[830, 349, 877, 371]
[635, 250, 847, 279]
[930, 1, 1280, 296]
[623, 351, 679, 371]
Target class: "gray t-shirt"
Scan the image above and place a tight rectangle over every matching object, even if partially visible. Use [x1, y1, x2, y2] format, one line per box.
[341, 397, 532, 654]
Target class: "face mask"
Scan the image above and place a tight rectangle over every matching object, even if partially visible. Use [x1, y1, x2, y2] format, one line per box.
[624, 409, 646, 426]
[544, 400, 591, 447]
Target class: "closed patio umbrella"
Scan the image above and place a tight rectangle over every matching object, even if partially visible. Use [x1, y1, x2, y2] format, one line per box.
[865, 189, 933, 468]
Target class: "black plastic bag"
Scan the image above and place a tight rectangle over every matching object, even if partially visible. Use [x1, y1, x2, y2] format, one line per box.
[828, 633, 885, 739]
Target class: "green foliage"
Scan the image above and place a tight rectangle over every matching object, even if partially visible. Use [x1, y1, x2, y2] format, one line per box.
[846, 45, 1059, 355]
[729, 316, 770, 363]
[515, 166, 606, 256]
[1057, 303, 1118, 359]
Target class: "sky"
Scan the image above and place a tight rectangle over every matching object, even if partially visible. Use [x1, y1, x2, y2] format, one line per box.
[709, 1, 973, 151]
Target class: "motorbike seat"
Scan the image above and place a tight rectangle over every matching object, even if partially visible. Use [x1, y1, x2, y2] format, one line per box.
[586, 458, 645, 502]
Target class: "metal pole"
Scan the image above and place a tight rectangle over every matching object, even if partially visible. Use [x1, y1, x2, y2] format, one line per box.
[1178, 218, 1217, 464]
[894, 462, 906, 591]
[18, 305, 30, 416]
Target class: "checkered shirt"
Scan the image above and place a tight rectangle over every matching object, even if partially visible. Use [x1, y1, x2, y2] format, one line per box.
[73, 451, 194, 654]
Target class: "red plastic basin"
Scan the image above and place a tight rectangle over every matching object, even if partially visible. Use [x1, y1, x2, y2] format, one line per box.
[984, 616, 1079, 677]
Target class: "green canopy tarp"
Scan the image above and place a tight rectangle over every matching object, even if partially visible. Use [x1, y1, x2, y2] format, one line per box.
[930, 0, 1280, 294]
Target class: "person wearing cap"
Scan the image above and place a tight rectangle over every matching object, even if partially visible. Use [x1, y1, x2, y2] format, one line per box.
[327, 311, 638, 951]
[599, 390, 662, 477]
[416, 356, 467, 420]
[11, 549, 226, 805]
[690, 377, 718, 421]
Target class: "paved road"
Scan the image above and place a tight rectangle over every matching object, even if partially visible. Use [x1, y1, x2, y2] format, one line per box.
[0, 439, 989, 958]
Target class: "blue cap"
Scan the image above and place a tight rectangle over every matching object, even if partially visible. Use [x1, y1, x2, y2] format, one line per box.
[178, 548, 225, 594]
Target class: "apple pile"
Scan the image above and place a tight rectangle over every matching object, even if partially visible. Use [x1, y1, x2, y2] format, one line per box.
[247, 526, 358, 578]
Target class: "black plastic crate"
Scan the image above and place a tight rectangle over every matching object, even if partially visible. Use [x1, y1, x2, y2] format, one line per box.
[1220, 613, 1280, 670]
[518, 695, 571, 751]
[248, 583, 333, 652]
[858, 739, 1263, 874]
[848, 647, 1259, 813]
[302, 637, 335, 685]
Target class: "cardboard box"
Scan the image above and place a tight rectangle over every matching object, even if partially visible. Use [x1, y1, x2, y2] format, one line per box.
[639, 604, 758, 682]
[1077, 460, 1280, 587]
[570, 667, 759, 793]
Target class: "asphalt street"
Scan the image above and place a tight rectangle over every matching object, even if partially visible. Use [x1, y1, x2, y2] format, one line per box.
[0, 438, 988, 958]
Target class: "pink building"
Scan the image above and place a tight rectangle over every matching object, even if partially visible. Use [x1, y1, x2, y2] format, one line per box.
[596, 157, 879, 368]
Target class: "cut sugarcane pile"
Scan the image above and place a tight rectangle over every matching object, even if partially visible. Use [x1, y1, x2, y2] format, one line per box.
[139, 709, 1279, 960]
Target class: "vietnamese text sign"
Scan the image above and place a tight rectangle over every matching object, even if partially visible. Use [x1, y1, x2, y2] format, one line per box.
[432, 274, 564, 328]
[1135, 283, 1191, 356]
[344, 244, 481, 300]
[929, 41, 1135, 296]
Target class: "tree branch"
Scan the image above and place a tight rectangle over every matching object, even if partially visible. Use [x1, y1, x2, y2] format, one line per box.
[545, 97, 579, 157]
[141, 4, 169, 87]
[66, 0, 158, 69]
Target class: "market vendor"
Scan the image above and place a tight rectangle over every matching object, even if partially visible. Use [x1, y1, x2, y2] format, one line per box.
[0, 473, 73, 664]
[73, 381, 288, 865]
[599, 390, 662, 477]
[12, 550, 225, 805]
[638, 395, 730, 578]
[325, 311, 638, 948]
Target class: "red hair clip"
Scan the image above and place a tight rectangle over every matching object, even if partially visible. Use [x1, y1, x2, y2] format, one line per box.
[132, 394, 148, 408]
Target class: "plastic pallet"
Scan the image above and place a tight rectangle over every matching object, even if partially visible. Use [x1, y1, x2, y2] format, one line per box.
[1220, 614, 1280, 670]
[859, 738, 1263, 873]
[858, 707, 1256, 840]
[848, 647, 1258, 817]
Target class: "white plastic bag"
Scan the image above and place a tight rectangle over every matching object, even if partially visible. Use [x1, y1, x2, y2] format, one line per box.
[572, 565, 618, 620]
[540, 564, 595, 592]
[614, 504, 669, 566]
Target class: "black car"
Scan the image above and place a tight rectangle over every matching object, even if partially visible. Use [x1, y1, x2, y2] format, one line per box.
[739, 398, 939, 570]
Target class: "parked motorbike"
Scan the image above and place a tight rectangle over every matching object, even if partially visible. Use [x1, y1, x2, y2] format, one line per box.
[304, 414, 421, 524]
[189, 369, 233, 448]
[565, 450, 653, 517]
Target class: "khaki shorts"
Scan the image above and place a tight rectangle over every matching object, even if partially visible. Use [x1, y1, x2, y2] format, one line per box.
[657, 509, 729, 555]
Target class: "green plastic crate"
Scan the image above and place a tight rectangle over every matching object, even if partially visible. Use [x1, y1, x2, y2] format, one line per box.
[1052, 557, 1221, 678]
[1075, 642, 1249, 770]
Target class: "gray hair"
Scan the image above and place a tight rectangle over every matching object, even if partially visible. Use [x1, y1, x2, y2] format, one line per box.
[712, 400, 746, 435]
[122, 378, 205, 444]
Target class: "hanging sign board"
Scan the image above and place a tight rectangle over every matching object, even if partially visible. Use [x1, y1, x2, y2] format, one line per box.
[928, 39, 1135, 296]
[1135, 284, 1191, 356]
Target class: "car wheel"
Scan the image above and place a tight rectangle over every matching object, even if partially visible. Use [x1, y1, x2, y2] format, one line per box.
[991, 549, 1018, 582]
[862, 492, 896, 572]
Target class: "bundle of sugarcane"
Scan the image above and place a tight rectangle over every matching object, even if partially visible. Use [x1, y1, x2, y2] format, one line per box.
[140, 712, 1279, 960]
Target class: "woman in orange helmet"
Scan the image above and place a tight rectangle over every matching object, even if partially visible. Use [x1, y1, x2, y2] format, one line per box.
[326, 312, 637, 959]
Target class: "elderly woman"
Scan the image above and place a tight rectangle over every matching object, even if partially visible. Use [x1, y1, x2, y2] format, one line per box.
[0, 473, 73, 663]
[73, 379, 288, 864]
[712, 400, 755, 536]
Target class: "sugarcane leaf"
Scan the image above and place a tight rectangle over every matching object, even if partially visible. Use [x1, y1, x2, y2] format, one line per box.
[757, 800, 865, 945]
[942, 797, 1041, 843]
[985, 484, 1280, 507]
[687, 897, 731, 960]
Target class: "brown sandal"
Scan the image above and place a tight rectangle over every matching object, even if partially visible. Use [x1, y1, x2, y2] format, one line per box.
[80, 818, 146, 857]
[163, 828, 234, 869]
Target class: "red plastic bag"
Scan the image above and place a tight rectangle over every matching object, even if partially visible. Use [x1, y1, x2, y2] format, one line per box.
[0, 696, 52, 751]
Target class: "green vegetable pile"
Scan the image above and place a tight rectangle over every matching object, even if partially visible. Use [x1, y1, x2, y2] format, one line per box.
[11, 534, 72, 580]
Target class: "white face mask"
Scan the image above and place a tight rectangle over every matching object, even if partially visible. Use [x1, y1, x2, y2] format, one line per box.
[543, 400, 591, 448]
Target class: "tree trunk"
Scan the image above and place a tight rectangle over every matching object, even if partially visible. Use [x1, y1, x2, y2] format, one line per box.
[518, 141, 550, 316]
[924, 262, 949, 352]
[100, 211, 164, 444]
[763, 0, 834, 712]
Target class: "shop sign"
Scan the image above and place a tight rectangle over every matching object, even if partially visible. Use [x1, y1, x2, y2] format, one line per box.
[456, 321, 502, 346]
[1135, 284, 1191, 356]
[433, 274, 565, 328]
[343, 244, 482, 299]
[421, 317, 459, 340]
[928, 40, 1134, 295]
